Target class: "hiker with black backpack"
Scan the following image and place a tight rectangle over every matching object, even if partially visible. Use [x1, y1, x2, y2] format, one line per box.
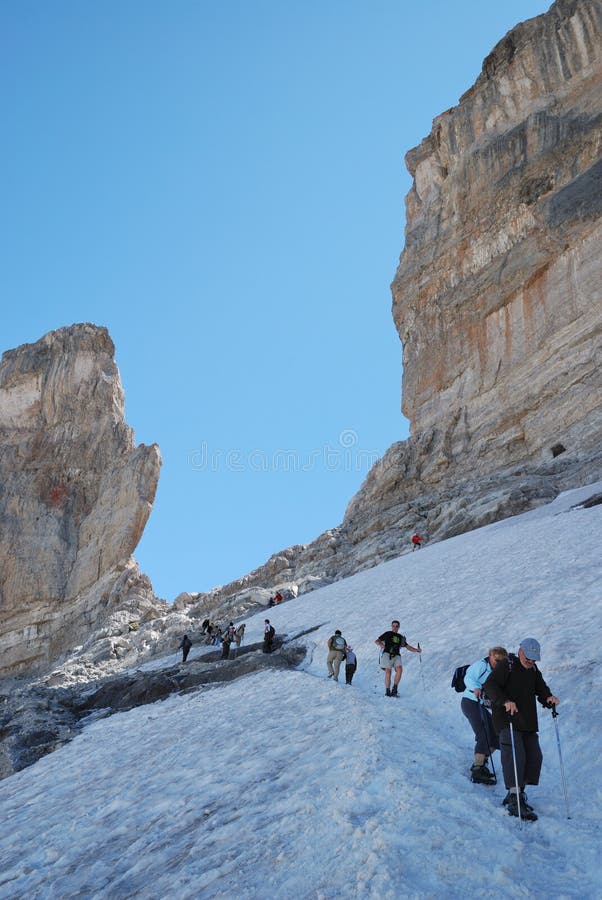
[460, 647, 508, 784]
[326, 630, 347, 682]
[375, 620, 421, 697]
[263, 619, 276, 654]
[484, 637, 559, 821]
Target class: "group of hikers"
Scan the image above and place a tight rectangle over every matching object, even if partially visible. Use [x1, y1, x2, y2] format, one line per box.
[459, 636, 559, 821]
[177, 618, 277, 662]
[328, 621, 559, 822]
[178, 620, 247, 662]
[182, 596, 560, 824]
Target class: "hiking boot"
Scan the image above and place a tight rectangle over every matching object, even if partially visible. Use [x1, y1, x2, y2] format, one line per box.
[502, 790, 534, 811]
[470, 764, 496, 785]
[385, 688, 392, 697]
[391, 685, 398, 697]
[504, 792, 538, 821]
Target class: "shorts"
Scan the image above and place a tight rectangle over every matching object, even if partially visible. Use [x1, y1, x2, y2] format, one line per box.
[380, 652, 402, 670]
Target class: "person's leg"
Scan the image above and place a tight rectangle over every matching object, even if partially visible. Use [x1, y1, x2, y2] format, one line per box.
[461, 698, 488, 759]
[392, 661, 403, 691]
[332, 653, 342, 681]
[522, 732, 543, 787]
[499, 727, 526, 791]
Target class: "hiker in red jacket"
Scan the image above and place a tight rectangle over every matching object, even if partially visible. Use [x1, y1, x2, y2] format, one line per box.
[411, 533, 424, 550]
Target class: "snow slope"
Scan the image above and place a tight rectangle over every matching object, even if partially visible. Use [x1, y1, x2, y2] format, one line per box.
[1, 483, 601, 899]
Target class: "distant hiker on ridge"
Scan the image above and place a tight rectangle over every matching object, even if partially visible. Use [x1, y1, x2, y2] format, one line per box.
[326, 630, 347, 682]
[178, 634, 192, 663]
[411, 533, 424, 550]
[484, 637, 559, 821]
[460, 646, 508, 785]
[375, 620, 421, 697]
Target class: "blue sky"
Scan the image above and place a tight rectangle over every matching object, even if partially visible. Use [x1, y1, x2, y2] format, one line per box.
[2, 0, 552, 600]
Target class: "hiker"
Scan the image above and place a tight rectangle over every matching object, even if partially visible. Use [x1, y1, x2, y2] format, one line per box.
[345, 646, 357, 685]
[178, 634, 192, 663]
[234, 623, 246, 648]
[375, 620, 421, 696]
[484, 637, 559, 821]
[263, 619, 275, 653]
[461, 646, 508, 785]
[221, 623, 236, 660]
[201, 618, 210, 634]
[274, 591, 283, 604]
[411, 533, 424, 550]
[326, 630, 347, 681]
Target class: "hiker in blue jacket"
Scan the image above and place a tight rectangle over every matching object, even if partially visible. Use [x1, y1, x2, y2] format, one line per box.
[461, 646, 508, 784]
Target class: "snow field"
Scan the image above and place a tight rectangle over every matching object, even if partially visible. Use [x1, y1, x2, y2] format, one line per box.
[0, 482, 601, 898]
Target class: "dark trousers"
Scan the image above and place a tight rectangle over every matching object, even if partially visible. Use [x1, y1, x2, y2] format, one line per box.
[345, 663, 357, 684]
[498, 727, 543, 790]
[263, 638, 273, 654]
[221, 642, 231, 659]
[182, 647, 190, 662]
[461, 698, 498, 756]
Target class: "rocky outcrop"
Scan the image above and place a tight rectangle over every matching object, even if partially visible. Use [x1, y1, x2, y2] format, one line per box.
[0, 324, 166, 678]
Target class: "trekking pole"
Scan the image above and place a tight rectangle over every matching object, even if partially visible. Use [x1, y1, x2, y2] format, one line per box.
[478, 700, 497, 784]
[417, 643, 426, 693]
[508, 719, 523, 828]
[551, 704, 571, 819]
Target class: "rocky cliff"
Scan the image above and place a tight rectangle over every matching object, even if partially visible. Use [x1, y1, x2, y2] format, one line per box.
[392, 0, 602, 475]
[175, 0, 602, 624]
[0, 324, 166, 678]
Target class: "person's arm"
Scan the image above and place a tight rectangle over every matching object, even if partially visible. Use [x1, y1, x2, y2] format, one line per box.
[464, 660, 488, 698]
[483, 660, 517, 713]
[375, 633, 386, 649]
[405, 642, 421, 653]
[535, 668, 559, 707]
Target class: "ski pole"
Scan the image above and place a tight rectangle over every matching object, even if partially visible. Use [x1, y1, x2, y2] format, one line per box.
[478, 700, 497, 784]
[508, 719, 523, 828]
[417, 643, 426, 692]
[551, 704, 571, 819]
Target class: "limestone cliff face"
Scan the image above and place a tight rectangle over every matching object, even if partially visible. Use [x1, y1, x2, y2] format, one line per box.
[392, 0, 602, 479]
[0, 324, 165, 677]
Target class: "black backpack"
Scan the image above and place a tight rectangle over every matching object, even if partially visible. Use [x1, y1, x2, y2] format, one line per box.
[451, 657, 488, 692]
[451, 664, 470, 692]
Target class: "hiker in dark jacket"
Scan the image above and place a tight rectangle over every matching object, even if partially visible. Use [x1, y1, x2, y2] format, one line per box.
[484, 637, 559, 821]
[221, 623, 235, 659]
[179, 634, 192, 663]
[263, 619, 275, 653]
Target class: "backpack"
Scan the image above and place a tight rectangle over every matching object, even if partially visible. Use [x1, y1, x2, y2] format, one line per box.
[451, 664, 470, 692]
[331, 635, 346, 651]
[451, 657, 488, 692]
[268, 625, 275, 638]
